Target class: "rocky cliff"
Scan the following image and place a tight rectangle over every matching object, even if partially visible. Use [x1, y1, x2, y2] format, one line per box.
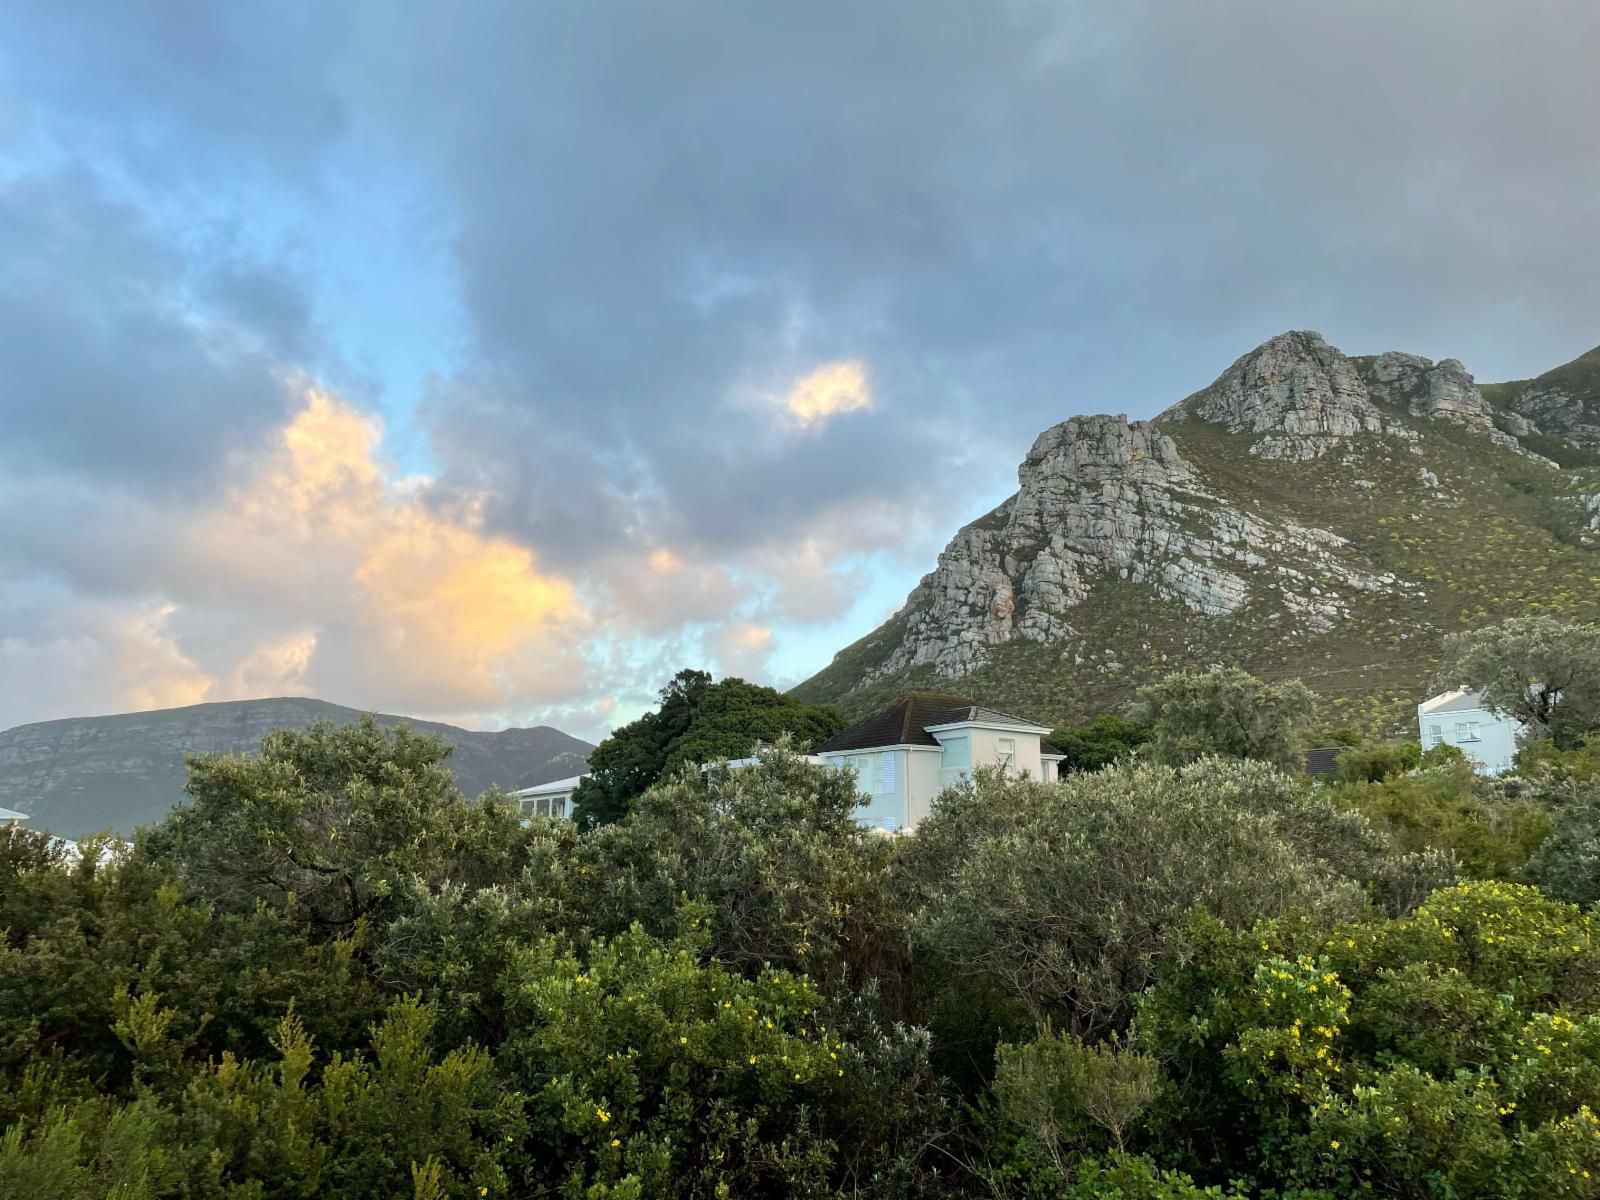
[795, 332, 1600, 731]
[0, 697, 593, 839]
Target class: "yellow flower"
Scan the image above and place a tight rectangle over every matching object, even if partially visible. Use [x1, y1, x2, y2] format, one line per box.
[611, 1138, 621, 1148]
[480, 1190, 488, 1197]
[679, 1036, 688, 1045]
[596, 1107, 611, 1123]
[1331, 1140, 1340, 1150]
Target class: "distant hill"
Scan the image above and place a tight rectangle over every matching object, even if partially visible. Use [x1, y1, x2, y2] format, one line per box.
[0, 697, 593, 839]
[794, 331, 1600, 734]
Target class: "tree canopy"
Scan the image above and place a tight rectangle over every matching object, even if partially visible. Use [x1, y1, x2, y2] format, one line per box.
[570, 668, 845, 826]
[1046, 713, 1151, 773]
[1132, 666, 1315, 772]
[1435, 615, 1600, 743]
[8, 697, 1600, 1199]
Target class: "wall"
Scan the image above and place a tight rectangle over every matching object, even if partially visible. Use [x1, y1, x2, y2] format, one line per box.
[1419, 706, 1519, 775]
[821, 749, 908, 832]
[905, 747, 944, 828]
[966, 726, 1047, 780]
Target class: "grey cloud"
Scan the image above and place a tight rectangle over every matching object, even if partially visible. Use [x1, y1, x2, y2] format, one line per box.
[365, 0, 1600, 569]
[0, 170, 299, 495]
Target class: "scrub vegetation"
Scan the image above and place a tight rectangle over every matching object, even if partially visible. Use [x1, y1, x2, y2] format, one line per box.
[3, 648, 1600, 1198]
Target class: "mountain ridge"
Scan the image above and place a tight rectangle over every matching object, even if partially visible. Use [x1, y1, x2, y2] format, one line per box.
[793, 331, 1600, 732]
[0, 696, 593, 839]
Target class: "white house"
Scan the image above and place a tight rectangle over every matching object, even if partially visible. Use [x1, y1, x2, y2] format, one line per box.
[510, 774, 586, 820]
[813, 694, 1062, 833]
[1417, 688, 1522, 775]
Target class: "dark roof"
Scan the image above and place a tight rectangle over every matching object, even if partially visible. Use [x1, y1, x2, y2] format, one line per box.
[815, 693, 1050, 753]
[1303, 747, 1347, 778]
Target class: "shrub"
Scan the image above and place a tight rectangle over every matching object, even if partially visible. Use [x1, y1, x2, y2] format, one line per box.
[898, 759, 1379, 1036]
[1133, 667, 1315, 772]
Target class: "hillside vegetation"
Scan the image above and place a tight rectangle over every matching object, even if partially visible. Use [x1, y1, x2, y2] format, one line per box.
[4, 695, 1600, 1198]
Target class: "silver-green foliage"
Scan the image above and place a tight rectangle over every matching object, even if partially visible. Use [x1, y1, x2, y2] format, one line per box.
[1133, 667, 1316, 772]
[897, 758, 1382, 1036]
[1436, 615, 1600, 738]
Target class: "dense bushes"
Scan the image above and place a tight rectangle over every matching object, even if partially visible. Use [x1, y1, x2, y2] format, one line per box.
[897, 759, 1381, 1037]
[1135, 881, 1600, 1196]
[3, 713, 1600, 1197]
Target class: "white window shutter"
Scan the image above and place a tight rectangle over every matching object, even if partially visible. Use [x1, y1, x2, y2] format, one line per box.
[878, 754, 895, 793]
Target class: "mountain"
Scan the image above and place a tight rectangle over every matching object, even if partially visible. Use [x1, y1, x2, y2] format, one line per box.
[794, 332, 1600, 734]
[0, 697, 593, 839]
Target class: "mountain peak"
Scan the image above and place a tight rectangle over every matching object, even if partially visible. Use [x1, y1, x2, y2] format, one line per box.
[793, 330, 1600, 732]
[1165, 329, 1383, 461]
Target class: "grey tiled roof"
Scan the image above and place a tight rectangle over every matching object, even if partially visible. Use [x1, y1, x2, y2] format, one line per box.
[815, 694, 1050, 753]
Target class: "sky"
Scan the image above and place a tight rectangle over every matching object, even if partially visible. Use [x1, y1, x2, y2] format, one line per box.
[1, 1, 1598, 741]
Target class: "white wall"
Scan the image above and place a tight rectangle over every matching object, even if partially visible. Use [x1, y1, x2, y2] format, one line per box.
[905, 748, 944, 828]
[823, 749, 909, 831]
[1418, 705, 1519, 774]
[965, 727, 1046, 780]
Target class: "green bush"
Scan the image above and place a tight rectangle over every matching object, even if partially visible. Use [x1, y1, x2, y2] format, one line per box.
[898, 758, 1379, 1037]
[1135, 881, 1600, 1194]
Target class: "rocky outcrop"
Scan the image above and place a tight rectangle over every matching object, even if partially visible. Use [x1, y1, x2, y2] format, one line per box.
[867, 411, 1409, 680]
[1515, 390, 1600, 449]
[1168, 331, 1386, 461]
[1366, 351, 1532, 453]
[798, 329, 1600, 720]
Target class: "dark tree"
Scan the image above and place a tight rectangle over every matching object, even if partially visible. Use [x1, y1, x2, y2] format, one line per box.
[570, 669, 845, 826]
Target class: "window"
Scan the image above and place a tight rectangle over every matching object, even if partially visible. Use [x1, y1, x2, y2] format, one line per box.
[940, 736, 970, 773]
[1426, 723, 1443, 747]
[996, 737, 1016, 772]
[520, 794, 568, 819]
[1456, 721, 1482, 743]
[878, 753, 896, 793]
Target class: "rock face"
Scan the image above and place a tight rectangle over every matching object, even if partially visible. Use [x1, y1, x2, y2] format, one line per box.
[1171, 331, 1386, 461]
[0, 698, 594, 839]
[1366, 351, 1527, 452]
[869, 409, 1406, 681]
[1498, 344, 1600, 452]
[796, 329, 1600, 718]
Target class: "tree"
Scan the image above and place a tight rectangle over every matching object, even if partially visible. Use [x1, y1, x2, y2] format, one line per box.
[896, 759, 1381, 1037]
[152, 716, 530, 935]
[1526, 784, 1600, 906]
[1435, 615, 1600, 743]
[1047, 714, 1151, 773]
[571, 669, 845, 826]
[1132, 667, 1314, 772]
[535, 743, 898, 987]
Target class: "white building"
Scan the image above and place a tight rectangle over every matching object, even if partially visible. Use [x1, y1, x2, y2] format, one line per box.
[0, 805, 27, 829]
[1417, 688, 1522, 775]
[509, 774, 586, 820]
[813, 694, 1062, 833]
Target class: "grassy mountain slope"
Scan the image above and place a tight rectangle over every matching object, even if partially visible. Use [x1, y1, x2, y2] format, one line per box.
[794, 336, 1600, 734]
[0, 697, 593, 838]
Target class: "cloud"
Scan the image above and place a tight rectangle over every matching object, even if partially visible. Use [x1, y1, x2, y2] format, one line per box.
[0, 601, 212, 730]
[712, 622, 776, 681]
[776, 360, 872, 429]
[189, 388, 592, 714]
[0, 385, 593, 728]
[0, 170, 297, 494]
[3, 0, 1600, 737]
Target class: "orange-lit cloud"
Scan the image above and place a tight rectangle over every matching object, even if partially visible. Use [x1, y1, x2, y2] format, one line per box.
[713, 620, 775, 679]
[778, 360, 872, 428]
[173, 387, 591, 714]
